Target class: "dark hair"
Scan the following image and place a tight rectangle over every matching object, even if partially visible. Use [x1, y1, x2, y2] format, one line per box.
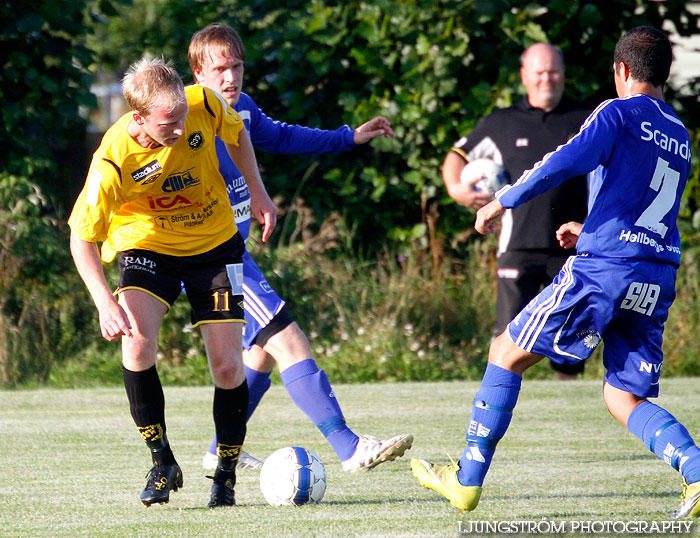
[613, 26, 672, 87]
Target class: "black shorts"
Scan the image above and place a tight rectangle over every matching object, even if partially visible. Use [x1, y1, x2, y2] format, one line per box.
[252, 306, 295, 349]
[116, 233, 245, 328]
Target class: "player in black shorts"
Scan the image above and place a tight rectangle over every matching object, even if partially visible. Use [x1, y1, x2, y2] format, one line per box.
[442, 43, 592, 379]
[68, 57, 276, 508]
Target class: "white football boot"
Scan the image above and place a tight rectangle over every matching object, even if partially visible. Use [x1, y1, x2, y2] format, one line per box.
[341, 434, 414, 472]
[202, 449, 264, 471]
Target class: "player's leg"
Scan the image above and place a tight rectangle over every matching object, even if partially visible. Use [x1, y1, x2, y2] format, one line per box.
[411, 332, 540, 510]
[412, 256, 594, 511]
[604, 383, 700, 517]
[203, 343, 271, 470]
[264, 312, 413, 470]
[117, 252, 183, 507]
[243, 345, 275, 419]
[202, 252, 281, 470]
[186, 233, 248, 507]
[601, 268, 700, 518]
[199, 321, 248, 507]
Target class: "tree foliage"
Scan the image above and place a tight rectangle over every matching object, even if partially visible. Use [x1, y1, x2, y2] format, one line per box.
[0, 0, 126, 385]
[0, 1, 121, 209]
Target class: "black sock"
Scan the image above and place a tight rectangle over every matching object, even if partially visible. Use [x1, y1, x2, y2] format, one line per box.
[123, 365, 176, 465]
[213, 382, 248, 474]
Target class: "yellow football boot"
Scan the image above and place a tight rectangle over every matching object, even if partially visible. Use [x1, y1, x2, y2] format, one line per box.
[410, 457, 481, 511]
[670, 479, 700, 518]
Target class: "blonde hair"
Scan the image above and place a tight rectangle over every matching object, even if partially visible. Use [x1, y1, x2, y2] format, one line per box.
[188, 23, 246, 74]
[122, 57, 185, 116]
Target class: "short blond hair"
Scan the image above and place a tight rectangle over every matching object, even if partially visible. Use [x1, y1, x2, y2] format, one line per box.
[122, 57, 185, 116]
[189, 23, 246, 75]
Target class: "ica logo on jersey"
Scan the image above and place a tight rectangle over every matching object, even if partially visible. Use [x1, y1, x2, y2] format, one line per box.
[147, 194, 193, 211]
[620, 282, 661, 316]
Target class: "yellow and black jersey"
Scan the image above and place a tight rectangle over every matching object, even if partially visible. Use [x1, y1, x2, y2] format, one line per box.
[69, 85, 243, 262]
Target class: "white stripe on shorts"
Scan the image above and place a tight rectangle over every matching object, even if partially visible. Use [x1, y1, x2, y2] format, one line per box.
[243, 283, 275, 326]
[515, 257, 576, 352]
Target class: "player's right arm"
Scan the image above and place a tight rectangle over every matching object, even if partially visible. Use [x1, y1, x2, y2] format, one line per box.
[497, 99, 617, 210]
[69, 233, 132, 341]
[224, 128, 277, 243]
[475, 198, 506, 235]
[442, 151, 492, 210]
[68, 150, 132, 340]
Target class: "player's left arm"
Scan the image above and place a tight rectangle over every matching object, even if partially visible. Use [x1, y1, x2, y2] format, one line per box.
[555, 221, 583, 249]
[246, 95, 391, 154]
[352, 116, 395, 144]
[211, 89, 277, 241]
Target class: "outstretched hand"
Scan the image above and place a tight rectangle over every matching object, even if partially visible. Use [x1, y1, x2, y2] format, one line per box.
[475, 198, 505, 235]
[353, 116, 395, 144]
[556, 221, 583, 249]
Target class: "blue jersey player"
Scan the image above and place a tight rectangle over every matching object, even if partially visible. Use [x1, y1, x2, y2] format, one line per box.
[411, 26, 700, 518]
[188, 23, 413, 474]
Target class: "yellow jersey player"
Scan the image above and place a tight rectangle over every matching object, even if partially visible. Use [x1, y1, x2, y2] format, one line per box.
[68, 57, 276, 508]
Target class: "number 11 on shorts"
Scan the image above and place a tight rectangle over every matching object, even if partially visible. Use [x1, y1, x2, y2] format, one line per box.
[212, 291, 231, 312]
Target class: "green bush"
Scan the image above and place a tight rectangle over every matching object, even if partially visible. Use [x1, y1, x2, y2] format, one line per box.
[0, 174, 101, 386]
[21, 220, 700, 388]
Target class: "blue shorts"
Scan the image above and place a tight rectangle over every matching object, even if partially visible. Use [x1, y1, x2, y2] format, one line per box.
[507, 255, 677, 398]
[242, 249, 286, 349]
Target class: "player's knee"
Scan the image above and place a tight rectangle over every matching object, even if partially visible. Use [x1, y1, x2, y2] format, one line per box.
[264, 322, 312, 365]
[487, 332, 534, 375]
[121, 334, 158, 369]
[209, 353, 245, 389]
[602, 382, 645, 425]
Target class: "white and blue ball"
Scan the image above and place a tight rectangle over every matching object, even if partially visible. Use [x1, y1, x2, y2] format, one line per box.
[259, 446, 327, 506]
[460, 158, 510, 194]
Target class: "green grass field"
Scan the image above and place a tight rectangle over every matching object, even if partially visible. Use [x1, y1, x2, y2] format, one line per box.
[2, 379, 700, 537]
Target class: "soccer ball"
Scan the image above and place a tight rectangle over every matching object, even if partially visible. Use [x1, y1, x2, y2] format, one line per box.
[460, 158, 510, 194]
[259, 446, 327, 506]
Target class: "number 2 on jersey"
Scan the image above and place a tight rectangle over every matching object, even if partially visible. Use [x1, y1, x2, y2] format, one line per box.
[634, 157, 680, 239]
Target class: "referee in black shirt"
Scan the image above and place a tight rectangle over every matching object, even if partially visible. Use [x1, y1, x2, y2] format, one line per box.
[443, 43, 593, 380]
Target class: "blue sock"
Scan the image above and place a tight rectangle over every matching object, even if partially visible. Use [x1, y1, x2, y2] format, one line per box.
[280, 359, 359, 462]
[457, 363, 522, 487]
[208, 365, 271, 455]
[244, 365, 273, 421]
[628, 400, 700, 484]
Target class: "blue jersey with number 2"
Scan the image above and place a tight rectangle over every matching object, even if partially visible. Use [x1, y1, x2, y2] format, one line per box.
[497, 94, 691, 266]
